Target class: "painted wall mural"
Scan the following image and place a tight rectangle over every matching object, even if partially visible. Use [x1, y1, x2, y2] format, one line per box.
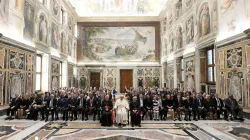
[51, 60, 60, 90]
[9, 51, 24, 70]
[26, 54, 34, 71]
[186, 60, 194, 72]
[26, 73, 33, 94]
[72, 0, 168, 16]
[217, 0, 249, 41]
[212, 0, 218, 31]
[228, 72, 244, 106]
[81, 26, 156, 62]
[51, 22, 59, 49]
[220, 72, 225, 97]
[52, 0, 59, 16]
[246, 0, 250, 20]
[247, 70, 250, 107]
[0, 0, 10, 26]
[0, 48, 6, 69]
[23, 1, 35, 42]
[0, 71, 6, 104]
[176, 27, 183, 49]
[187, 74, 194, 92]
[245, 45, 250, 67]
[39, 14, 48, 44]
[9, 72, 24, 98]
[199, 2, 210, 38]
[219, 51, 225, 70]
[227, 47, 242, 68]
[186, 16, 194, 44]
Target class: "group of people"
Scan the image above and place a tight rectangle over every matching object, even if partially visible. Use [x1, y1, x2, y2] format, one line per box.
[5, 87, 244, 127]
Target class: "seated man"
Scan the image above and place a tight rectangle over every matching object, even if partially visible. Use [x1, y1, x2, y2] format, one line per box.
[196, 93, 206, 120]
[29, 94, 42, 121]
[6, 94, 21, 120]
[225, 95, 244, 121]
[212, 93, 229, 121]
[152, 96, 159, 121]
[76, 94, 87, 121]
[173, 94, 185, 121]
[204, 95, 215, 120]
[101, 95, 113, 126]
[45, 94, 57, 122]
[86, 94, 97, 121]
[114, 95, 129, 127]
[130, 96, 141, 127]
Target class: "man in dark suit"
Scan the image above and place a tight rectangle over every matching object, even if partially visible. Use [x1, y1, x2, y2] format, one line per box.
[144, 94, 153, 120]
[6, 94, 22, 120]
[196, 93, 205, 120]
[30, 94, 42, 121]
[101, 95, 113, 126]
[86, 94, 97, 121]
[225, 95, 244, 121]
[212, 94, 228, 121]
[77, 94, 87, 121]
[174, 94, 185, 121]
[130, 96, 141, 127]
[204, 95, 215, 120]
[183, 95, 192, 121]
[191, 93, 198, 121]
[45, 94, 57, 122]
[95, 94, 104, 121]
[39, 93, 47, 121]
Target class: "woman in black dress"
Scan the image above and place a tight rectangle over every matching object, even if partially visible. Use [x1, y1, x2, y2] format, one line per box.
[18, 94, 30, 119]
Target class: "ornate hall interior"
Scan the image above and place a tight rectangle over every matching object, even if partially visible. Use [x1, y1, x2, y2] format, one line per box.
[0, 0, 250, 140]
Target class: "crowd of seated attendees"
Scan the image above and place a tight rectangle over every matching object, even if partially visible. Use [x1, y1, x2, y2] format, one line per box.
[5, 86, 244, 127]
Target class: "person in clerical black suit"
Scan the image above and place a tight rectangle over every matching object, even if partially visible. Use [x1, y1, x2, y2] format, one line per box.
[96, 94, 104, 121]
[224, 95, 244, 121]
[173, 93, 185, 121]
[183, 95, 192, 121]
[130, 96, 141, 127]
[101, 95, 113, 126]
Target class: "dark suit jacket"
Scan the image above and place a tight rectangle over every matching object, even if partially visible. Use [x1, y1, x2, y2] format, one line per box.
[86, 98, 96, 108]
[130, 101, 140, 112]
[46, 98, 57, 108]
[225, 98, 239, 109]
[204, 99, 213, 110]
[102, 100, 113, 111]
[173, 98, 184, 109]
[77, 98, 87, 109]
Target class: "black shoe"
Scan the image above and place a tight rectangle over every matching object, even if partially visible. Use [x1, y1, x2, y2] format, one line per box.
[40, 118, 44, 121]
[226, 118, 229, 121]
[45, 119, 48, 122]
[51, 119, 54, 121]
[174, 118, 177, 121]
[132, 124, 134, 127]
[239, 118, 245, 122]
[138, 124, 141, 127]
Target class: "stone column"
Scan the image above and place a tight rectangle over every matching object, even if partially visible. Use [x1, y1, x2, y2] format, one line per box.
[195, 49, 201, 92]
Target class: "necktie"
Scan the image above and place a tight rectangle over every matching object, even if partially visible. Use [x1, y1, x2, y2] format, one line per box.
[80, 99, 83, 107]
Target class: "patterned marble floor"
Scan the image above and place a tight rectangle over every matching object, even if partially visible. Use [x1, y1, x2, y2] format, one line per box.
[0, 116, 249, 140]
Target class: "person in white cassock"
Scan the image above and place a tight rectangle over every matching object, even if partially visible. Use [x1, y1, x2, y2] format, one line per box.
[114, 95, 129, 126]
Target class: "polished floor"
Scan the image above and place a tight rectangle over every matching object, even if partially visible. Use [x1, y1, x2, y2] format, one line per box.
[0, 116, 249, 140]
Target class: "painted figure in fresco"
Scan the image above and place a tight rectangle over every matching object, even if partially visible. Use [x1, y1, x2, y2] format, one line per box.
[212, 0, 218, 31]
[68, 16, 72, 30]
[185, 0, 192, 8]
[220, 72, 225, 96]
[200, 3, 210, 37]
[10, 73, 22, 98]
[176, 27, 182, 49]
[80, 76, 86, 90]
[39, 15, 47, 43]
[168, 12, 173, 26]
[229, 73, 242, 103]
[52, 0, 59, 15]
[138, 77, 143, 87]
[186, 17, 194, 44]
[0, 0, 8, 21]
[68, 40, 72, 56]
[220, 0, 236, 15]
[23, 1, 34, 41]
[26, 73, 32, 94]
[52, 76, 58, 90]
[187, 75, 194, 92]
[52, 24, 59, 49]
[114, 0, 123, 8]
[61, 33, 66, 53]
[137, 0, 145, 14]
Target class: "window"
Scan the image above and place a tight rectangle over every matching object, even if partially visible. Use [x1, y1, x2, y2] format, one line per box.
[181, 58, 184, 82]
[36, 55, 42, 91]
[60, 8, 65, 24]
[39, 0, 46, 5]
[59, 62, 62, 88]
[207, 48, 216, 83]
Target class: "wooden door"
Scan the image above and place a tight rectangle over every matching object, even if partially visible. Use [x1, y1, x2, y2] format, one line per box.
[120, 70, 133, 93]
[90, 72, 100, 90]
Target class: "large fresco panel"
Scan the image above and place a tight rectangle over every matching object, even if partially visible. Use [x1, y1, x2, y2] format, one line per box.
[0, 71, 6, 104]
[228, 72, 244, 106]
[227, 47, 242, 68]
[198, 2, 210, 38]
[81, 26, 156, 62]
[9, 51, 25, 70]
[9, 72, 24, 99]
[0, 47, 6, 69]
[23, 1, 35, 42]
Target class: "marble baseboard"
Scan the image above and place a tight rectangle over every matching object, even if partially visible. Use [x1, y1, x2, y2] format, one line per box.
[243, 109, 250, 120]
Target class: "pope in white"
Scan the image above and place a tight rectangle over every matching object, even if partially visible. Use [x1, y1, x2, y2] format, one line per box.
[114, 95, 129, 126]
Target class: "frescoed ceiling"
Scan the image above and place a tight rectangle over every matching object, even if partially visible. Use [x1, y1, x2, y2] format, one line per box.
[69, 0, 168, 17]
